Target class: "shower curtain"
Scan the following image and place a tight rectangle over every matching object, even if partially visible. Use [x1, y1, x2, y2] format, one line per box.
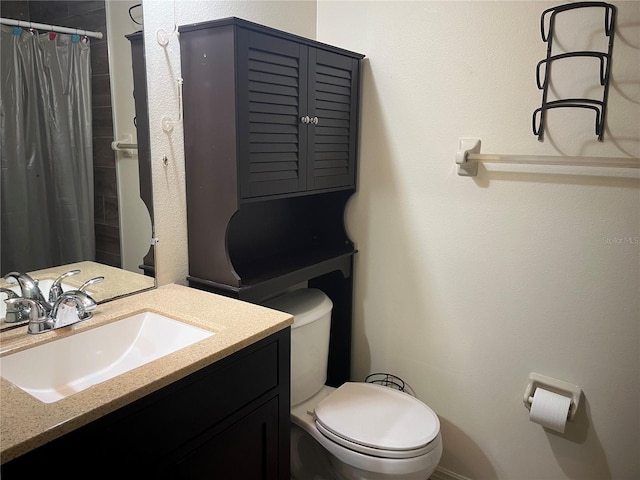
[0, 24, 95, 274]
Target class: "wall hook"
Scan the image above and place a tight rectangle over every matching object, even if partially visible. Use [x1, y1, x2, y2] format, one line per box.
[156, 27, 177, 47]
[161, 78, 184, 133]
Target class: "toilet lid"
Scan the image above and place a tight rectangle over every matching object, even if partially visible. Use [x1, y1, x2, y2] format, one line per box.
[314, 383, 440, 457]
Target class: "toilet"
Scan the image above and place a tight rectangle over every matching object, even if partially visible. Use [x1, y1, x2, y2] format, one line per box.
[265, 288, 442, 480]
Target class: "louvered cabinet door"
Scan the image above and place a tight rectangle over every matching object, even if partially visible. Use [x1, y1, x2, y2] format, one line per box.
[307, 48, 359, 191]
[237, 29, 308, 199]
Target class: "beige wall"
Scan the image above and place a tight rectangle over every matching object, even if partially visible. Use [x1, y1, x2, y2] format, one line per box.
[143, 1, 639, 479]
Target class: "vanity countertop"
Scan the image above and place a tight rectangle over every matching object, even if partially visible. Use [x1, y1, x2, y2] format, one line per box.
[0, 284, 293, 464]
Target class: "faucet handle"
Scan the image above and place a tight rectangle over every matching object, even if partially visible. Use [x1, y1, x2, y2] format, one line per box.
[0, 287, 19, 299]
[78, 276, 104, 293]
[49, 269, 81, 303]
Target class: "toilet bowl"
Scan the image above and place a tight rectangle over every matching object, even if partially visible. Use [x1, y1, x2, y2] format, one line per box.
[291, 384, 442, 480]
[265, 288, 442, 480]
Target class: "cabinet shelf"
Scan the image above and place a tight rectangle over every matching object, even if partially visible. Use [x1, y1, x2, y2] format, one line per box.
[189, 246, 355, 302]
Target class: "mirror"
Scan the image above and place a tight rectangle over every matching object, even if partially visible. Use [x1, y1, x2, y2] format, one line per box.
[0, 0, 155, 330]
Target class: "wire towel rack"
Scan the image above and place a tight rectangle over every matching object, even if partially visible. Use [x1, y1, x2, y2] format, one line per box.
[365, 373, 414, 396]
[533, 2, 617, 141]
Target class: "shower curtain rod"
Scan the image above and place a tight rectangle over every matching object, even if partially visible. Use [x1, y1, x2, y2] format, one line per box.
[0, 17, 103, 39]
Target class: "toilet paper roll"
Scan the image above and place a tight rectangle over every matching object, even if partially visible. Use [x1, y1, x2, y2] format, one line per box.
[529, 388, 571, 433]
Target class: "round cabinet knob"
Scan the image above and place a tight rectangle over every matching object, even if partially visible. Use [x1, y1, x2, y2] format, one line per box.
[311, 116, 319, 125]
[300, 116, 310, 124]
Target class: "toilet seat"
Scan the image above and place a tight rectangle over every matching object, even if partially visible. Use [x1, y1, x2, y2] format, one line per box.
[313, 382, 440, 459]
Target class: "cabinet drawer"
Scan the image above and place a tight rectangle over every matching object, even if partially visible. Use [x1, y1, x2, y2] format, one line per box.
[107, 339, 280, 460]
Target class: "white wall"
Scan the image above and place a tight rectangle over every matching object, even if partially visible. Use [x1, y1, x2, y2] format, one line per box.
[142, 1, 639, 478]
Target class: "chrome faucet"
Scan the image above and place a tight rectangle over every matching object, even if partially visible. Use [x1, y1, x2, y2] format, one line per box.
[50, 290, 98, 325]
[5, 289, 98, 334]
[3, 272, 51, 323]
[2, 271, 104, 333]
[1, 287, 24, 323]
[3, 272, 49, 308]
[4, 298, 51, 334]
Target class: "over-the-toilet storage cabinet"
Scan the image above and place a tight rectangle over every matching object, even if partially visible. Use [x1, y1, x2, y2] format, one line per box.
[179, 18, 363, 385]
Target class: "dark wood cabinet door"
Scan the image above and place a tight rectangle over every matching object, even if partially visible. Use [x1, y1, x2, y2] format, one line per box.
[238, 29, 308, 199]
[168, 398, 280, 480]
[307, 48, 359, 191]
[237, 28, 360, 199]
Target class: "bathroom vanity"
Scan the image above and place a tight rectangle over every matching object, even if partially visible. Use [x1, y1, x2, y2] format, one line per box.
[0, 285, 292, 478]
[178, 18, 364, 387]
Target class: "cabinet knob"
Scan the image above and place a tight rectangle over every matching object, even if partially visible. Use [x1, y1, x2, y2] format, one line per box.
[301, 116, 310, 124]
[310, 116, 319, 125]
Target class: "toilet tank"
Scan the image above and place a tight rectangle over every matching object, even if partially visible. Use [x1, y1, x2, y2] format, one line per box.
[265, 288, 333, 406]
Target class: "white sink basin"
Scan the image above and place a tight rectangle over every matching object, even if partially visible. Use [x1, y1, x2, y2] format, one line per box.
[1, 279, 75, 320]
[0, 311, 214, 403]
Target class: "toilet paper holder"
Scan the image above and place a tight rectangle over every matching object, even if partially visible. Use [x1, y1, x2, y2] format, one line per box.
[523, 372, 582, 421]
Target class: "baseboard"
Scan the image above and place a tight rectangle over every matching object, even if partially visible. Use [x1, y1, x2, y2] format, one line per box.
[430, 466, 472, 480]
